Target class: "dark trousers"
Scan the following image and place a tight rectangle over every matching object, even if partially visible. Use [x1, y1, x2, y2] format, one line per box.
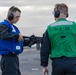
[52, 57, 76, 75]
[1, 53, 21, 75]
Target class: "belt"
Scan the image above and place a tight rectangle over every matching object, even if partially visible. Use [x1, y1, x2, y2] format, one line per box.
[2, 52, 17, 56]
[52, 56, 76, 60]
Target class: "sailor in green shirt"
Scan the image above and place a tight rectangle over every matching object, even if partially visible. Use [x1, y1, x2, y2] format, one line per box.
[40, 3, 76, 75]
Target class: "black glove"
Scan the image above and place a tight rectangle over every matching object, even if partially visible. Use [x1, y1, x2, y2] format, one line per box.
[28, 34, 36, 47]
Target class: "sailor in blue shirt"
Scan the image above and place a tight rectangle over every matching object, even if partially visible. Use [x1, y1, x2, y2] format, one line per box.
[0, 6, 33, 75]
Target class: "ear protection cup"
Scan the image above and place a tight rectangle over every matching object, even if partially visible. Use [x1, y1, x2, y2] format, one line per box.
[8, 12, 14, 20]
[66, 13, 68, 18]
[54, 10, 60, 18]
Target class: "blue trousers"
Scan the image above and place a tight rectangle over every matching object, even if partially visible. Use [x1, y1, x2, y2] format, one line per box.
[52, 57, 76, 75]
[1, 53, 21, 75]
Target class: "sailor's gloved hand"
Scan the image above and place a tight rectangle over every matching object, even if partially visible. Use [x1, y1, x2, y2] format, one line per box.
[23, 34, 36, 47]
[29, 34, 36, 39]
[28, 34, 36, 47]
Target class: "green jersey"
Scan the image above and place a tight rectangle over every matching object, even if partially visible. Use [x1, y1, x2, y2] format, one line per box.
[47, 18, 76, 59]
